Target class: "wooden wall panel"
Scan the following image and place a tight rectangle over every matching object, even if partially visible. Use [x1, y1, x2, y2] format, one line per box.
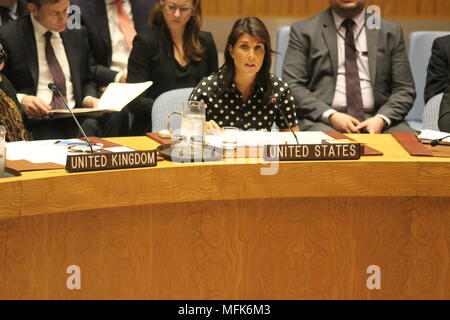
[2, 197, 450, 299]
[203, 0, 450, 18]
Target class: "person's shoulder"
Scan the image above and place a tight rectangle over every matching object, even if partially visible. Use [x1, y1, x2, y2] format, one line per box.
[291, 9, 329, 30]
[199, 30, 215, 45]
[200, 30, 213, 39]
[378, 17, 403, 33]
[197, 71, 220, 88]
[269, 73, 289, 88]
[434, 34, 450, 47]
[134, 26, 163, 44]
[62, 24, 88, 41]
[191, 72, 220, 99]
[0, 14, 29, 36]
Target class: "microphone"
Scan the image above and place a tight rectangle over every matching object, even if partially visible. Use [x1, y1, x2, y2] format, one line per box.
[430, 135, 450, 147]
[48, 83, 94, 154]
[271, 97, 299, 145]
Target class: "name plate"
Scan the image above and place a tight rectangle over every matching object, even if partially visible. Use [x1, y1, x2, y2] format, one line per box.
[66, 150, 157, 172]
[264, 144, 361, 161]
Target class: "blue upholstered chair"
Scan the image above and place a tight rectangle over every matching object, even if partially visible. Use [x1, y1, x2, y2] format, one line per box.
[274, 26, 291, 78]
[406, 31, 450, 130]
[151, 88, 194, 133]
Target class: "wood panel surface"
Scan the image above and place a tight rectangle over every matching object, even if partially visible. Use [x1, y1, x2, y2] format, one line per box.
[418, 162, 450, 197]
[0, 180, 20, 219]
[0, 134, 435, 219]
[407, 198, 450, 299]
[202, 0, 450, 18]
[1, 197, 450, 299]
[1, 135, 450, 299]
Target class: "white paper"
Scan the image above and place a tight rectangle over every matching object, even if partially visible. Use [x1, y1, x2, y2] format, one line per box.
[418, 129, 450, 143]
[6, 139, 136, 166]
[98, 81, 153, 110]
[48, 81, 153, 118]
[206, 131, 333, 148]
[104, 146, 135, 153]
[6, 140, 84, 165]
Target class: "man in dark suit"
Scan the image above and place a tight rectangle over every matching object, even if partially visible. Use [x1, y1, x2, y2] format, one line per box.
[283, 0, 416, 133]
[0, 0, 29, 26]
[0, 0, 121, 139]
[71, 0, 155, 88]
[425, 35, 450, 104]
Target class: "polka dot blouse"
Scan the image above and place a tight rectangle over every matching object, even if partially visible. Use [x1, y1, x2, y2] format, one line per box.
[189, 71, 298, 131]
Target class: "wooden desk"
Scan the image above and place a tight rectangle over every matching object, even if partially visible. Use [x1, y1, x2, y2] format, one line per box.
[1, 134, 450, 299]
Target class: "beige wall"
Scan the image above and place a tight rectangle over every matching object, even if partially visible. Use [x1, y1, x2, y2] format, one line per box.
[204, 18, 450, 55]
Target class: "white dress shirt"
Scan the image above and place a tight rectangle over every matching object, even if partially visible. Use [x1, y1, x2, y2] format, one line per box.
[323, 10, 390, 126]
[18, 14, 76, 109]
[105, 0, 133, 81]
[0, 2, 18, 25]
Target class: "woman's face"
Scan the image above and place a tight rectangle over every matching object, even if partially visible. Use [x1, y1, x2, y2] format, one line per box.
[230, 33, 265, 77]
[160, 0, 195, 32]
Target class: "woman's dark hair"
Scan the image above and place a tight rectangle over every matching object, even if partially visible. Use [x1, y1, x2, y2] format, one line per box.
[218, 17, 275, 105]
[149, 0, 204, 62]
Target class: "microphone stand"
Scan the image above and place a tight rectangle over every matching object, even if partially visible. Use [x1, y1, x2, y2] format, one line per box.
[272, 98, 299, 145]
[48, 83, 94, 154]
[431, 135, 450, 147]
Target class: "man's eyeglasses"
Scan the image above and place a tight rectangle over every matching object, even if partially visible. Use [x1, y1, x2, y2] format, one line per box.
[162, 2, 194, 15]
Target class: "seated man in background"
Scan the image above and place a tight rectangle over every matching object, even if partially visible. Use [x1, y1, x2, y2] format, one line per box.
[0, 43, 30, 141]
[0, 0, 121, 139]
[0, 0, 28, 27]
[71, 0, 155, 89]
[425, 35, 450, 104]
[439, 79, 450, 132]
[283, 0, 416, 133]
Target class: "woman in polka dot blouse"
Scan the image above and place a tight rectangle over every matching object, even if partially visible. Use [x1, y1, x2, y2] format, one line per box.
[190, 17, 300, 132]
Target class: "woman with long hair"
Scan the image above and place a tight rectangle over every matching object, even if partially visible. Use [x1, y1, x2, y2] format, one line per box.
[126, 0, 218, 135]
[190, 17, 299, 132]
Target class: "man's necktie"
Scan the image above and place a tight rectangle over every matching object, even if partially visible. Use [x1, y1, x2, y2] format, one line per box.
[115, 0, 137, 49]
[0, 6, 12, 25]
[44, 31, 67, 110]
[343, 19, 365, 122]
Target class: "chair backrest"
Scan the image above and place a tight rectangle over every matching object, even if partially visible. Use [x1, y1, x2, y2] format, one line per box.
[422, 92, 444, 131]
[151, 87, 194, 133]
[274, 26, 291, 78]
[406, 31, 450, 128]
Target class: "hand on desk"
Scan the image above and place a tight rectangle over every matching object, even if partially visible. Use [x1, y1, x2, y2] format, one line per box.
[206, 120, 221, 134]
[329, 112, 361, 133]
[21, 95, 51, 117]
[356, 116, 385, 134]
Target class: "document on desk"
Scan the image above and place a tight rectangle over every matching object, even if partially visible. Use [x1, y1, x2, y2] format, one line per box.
[6, 140, 135, 166]
[418, 129, 450, 145]
[206, 131, 334, 148]
[49, 81, 153, 117]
